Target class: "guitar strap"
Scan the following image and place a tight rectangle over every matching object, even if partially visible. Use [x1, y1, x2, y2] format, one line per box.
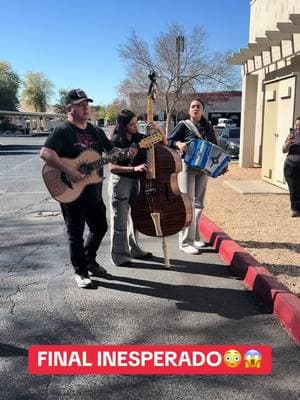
[182, 120, 205, 140]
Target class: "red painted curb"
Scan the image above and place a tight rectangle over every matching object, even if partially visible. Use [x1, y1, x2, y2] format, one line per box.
[199, 214, 300, 344]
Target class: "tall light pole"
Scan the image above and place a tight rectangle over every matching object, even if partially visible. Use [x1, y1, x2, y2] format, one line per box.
[176, 35, 184, 124]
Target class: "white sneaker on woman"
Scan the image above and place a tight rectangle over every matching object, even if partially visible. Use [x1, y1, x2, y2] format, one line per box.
[194, 240, 206, 248]
[179, 245, 199, 255]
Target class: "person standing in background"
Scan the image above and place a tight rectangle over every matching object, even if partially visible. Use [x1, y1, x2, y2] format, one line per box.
[282, 117, 300, 217]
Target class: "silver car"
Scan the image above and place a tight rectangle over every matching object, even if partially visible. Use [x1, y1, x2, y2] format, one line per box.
[217, 128, 240, 158]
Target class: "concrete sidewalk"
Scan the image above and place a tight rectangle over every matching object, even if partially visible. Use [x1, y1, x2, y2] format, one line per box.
[224, 179, 287, 194]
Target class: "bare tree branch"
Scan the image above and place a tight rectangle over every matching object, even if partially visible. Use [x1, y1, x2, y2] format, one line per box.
[118, 24, 241, 132]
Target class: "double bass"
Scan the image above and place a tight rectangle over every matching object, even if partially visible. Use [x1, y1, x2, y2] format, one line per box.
[131, 72, 192, 267]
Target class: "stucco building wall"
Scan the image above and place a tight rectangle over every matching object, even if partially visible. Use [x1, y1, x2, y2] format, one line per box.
[229, 0, 300, 189]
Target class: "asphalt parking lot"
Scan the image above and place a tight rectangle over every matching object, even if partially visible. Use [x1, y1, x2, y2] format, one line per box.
[0, 136, 299, 399]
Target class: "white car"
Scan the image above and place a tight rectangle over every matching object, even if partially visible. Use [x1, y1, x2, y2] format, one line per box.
[216, 118, 236, 128]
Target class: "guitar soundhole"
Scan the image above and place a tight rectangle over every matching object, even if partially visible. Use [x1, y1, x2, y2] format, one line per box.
[45, 170, 70, 196]
[78, 163, 91, 175]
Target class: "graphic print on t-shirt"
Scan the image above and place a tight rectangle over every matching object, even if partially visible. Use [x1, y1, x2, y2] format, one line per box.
[74, 130, 96, 151]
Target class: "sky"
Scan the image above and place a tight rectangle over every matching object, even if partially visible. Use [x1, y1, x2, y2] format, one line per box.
[1, 0, 250, 105]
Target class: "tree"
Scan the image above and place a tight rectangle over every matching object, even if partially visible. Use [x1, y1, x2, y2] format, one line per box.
[54, 88, 69, 114]
[105, 98, 128, 123]
[21, 72, 54, 112]
[118, 24, 240, 132]
[97, 105, 106, 119]
[0, 61, 20, 110]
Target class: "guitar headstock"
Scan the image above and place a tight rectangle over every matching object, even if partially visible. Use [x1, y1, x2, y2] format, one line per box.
[138, 132, 163, 149]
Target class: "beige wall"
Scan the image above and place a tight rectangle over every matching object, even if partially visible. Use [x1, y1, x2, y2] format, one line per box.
[294, 75, 300, 119]
[239, 74, 258, 167]
[249, 0, 300, 42]
[244, 0, 300, 167]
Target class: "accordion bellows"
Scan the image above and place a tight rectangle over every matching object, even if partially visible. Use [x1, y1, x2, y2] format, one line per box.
[184, 139, 231, 178]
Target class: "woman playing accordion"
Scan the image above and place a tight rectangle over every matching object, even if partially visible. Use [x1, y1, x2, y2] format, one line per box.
[167, 99, 218, 255]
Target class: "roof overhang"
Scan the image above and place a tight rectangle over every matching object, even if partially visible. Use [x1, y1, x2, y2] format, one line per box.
[227, 13, 300, 66]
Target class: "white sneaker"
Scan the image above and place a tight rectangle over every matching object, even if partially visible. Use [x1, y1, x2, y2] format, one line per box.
[194, 240, 206, 248]
[291, 210, 300, 217]
[74, 273, 92, 288]
[179, 245, 199, 255]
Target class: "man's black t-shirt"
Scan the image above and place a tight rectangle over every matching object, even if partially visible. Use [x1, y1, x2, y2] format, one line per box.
[44, 121, 114, 157]
[43, 121, 114, 202]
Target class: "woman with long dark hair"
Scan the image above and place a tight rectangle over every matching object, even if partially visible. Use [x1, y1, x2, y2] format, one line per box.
[108, 110, 152, 266]
[168, 99, 217, 254]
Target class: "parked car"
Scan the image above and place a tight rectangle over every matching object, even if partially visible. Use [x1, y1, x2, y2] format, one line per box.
[217, 127, 240, 158]
[215, 118, 236, 128]
[213, 126, 226, 137]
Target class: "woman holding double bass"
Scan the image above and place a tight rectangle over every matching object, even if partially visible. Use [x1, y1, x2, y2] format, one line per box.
[108, 109, 153, 267]
[168, 99, 217, 255]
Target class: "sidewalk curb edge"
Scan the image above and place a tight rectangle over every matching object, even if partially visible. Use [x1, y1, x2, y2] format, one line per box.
[199, 214, 300, 344]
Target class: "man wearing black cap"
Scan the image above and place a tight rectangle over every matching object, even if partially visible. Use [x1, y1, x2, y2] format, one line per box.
[40, 89, 123, 288]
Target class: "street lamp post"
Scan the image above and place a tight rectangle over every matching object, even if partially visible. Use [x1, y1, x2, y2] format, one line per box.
[176, 35, 184, 91]
[176, 35, 184, 125]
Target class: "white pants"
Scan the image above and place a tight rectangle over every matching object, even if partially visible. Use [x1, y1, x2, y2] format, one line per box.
[179, 163, 208, 247]
[108, 174, 146, 265]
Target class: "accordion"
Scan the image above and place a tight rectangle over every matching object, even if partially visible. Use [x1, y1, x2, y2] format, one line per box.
[184, 139, 231, 178]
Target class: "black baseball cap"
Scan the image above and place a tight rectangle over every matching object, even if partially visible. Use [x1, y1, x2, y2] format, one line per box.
[65, 89, 93, 105]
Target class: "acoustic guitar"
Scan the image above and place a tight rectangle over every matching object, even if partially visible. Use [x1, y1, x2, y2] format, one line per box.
[42, 132, 162, 203]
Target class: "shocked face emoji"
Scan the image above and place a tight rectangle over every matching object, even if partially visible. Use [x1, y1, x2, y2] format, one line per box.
[244, 350, 262, 368]
[223, 350, 242, 368]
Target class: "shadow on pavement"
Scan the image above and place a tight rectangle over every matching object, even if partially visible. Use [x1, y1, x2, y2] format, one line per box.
[112, 256, 234, 279]
[0, 343, 28, 357]
[238, 240, 300, 254]
[93, 274, 267, 319]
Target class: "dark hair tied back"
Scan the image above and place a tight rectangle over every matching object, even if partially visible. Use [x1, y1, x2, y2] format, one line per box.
[117, 110, 136, 129]
[112, 109, 137, 143]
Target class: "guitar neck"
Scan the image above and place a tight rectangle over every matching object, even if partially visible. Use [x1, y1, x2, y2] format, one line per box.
[102, 149, 129, 165]
[82, 149, 129, 173]
[82, 134, 163, 175]
[147, 97, 154, 125]
[146, 95, 157, 179]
